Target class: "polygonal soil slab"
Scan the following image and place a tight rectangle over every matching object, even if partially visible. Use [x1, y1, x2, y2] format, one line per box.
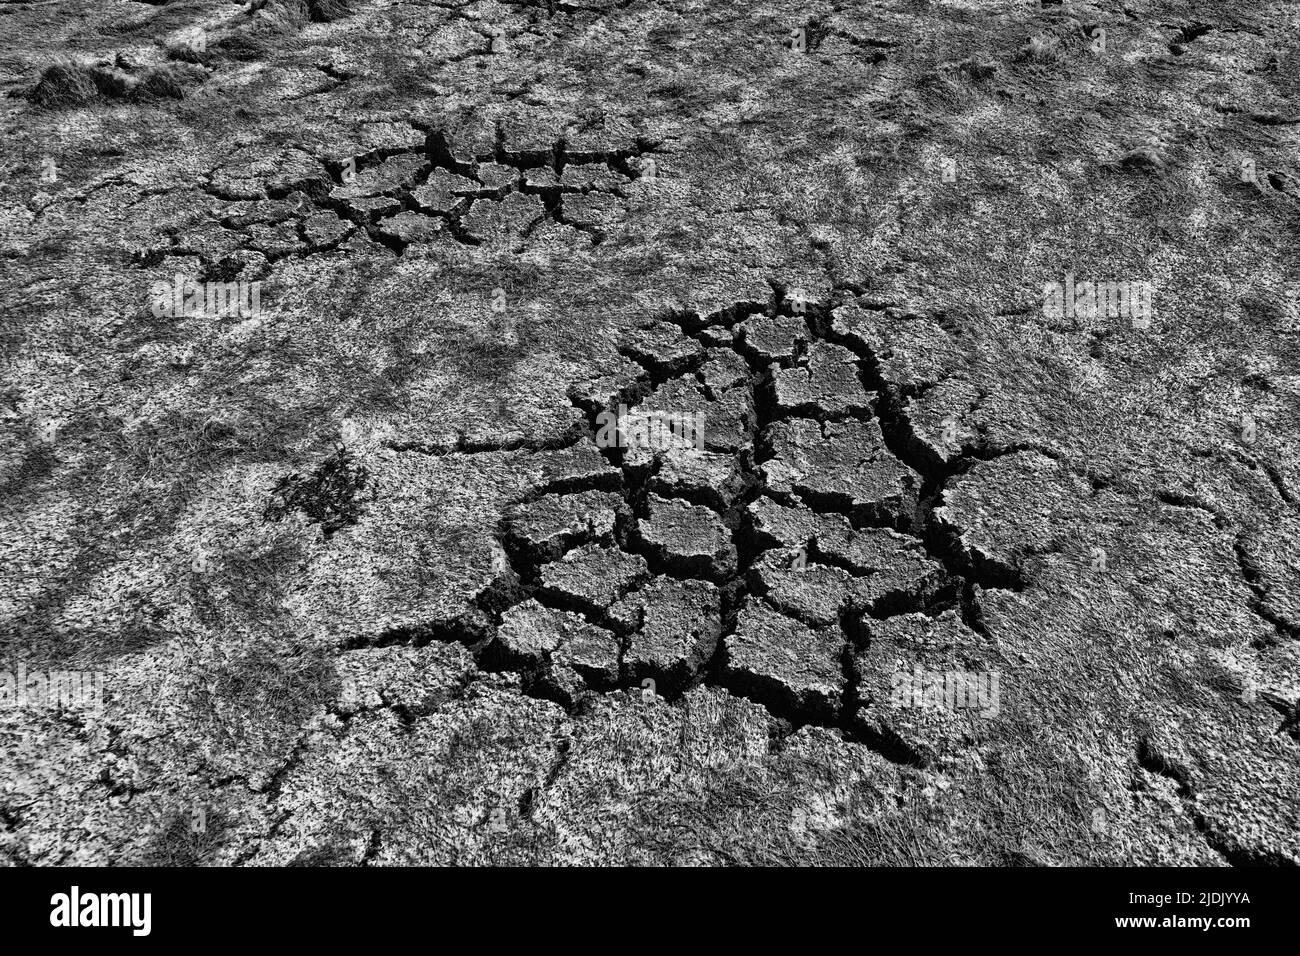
[650, 446, 752, 512]
[506, 490, 628, 563]
[531, 438, 622, 493]
[892, 377, 985, 474]
[633, 376, 755, 454]
[611, 577, 721, 695]
[850, 610, 1002, 766]
[747, 499, 950, 617]
[245, 221, 301, 257]
[722, 597, 844, 720]
[338, 194, 402, 222]
[412, 168, 478, 213]
[698, 347, 751, 397]
[772, 341, 875, 418]
[761, 418, 920, 529]
[538, 544, 649, 616]
[635, 494, 736, 580]
[738, 314, 808, 362]
[831, 304, 961, 398]
[378, 211, 444, 244]
[523, 166, 558, 189]
[811, 521, 939, 581]
[490, 599, 619, 685]
[460, 192, 544, 243]
[746, 494, 823, 549]
[552, 624, 621, 689]
[698, 326, 737, 347]
[560, 163, 626, 190]
[749, 550, 863, 628]
[330, 153, 426, 200]
[619, 321, 705, 376]
[472, 163, 519, 194]
[302, 210, 354, 247]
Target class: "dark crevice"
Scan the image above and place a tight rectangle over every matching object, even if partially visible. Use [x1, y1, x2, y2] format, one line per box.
[1136, 736, 1195, 799]
[1233, 539, 1300, 644]
[1155, 489, 1230, 528]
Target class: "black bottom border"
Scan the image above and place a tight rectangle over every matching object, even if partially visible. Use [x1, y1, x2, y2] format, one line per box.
[2, 866, 1287, 943]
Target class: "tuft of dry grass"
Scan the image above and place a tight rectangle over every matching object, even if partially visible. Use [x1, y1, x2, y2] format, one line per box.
[263, 447, 374, 537]
[303, 0, 354, 23]
[29, 61, 98, 109]
[28, 58, 202, 109]
[139, 67, 189, 100]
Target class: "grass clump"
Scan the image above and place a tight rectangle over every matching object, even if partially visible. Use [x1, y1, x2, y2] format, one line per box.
[29, 62, 98, 109]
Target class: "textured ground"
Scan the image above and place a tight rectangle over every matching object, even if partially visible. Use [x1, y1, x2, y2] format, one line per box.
[1, 0, 1298, 865]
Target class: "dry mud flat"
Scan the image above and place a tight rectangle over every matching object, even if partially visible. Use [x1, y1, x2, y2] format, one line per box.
[1, 0, 1298, 865]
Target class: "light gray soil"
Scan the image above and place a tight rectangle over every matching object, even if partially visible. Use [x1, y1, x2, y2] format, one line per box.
[1, 0, 1297, 865]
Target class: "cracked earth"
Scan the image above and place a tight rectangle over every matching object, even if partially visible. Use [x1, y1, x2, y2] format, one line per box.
[1, 0, 1299, 865]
